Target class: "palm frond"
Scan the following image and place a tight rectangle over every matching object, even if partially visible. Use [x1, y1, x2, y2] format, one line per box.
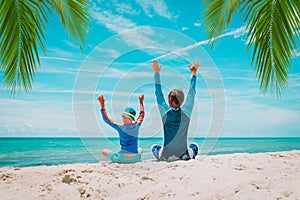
[0, 0, 49, 94]
[202, 0, 300, 95]
[244, 0, 300, 95]
[0, 0, 90, 93]
[202, 0, 242, 49]
[51, 0, 90, 51]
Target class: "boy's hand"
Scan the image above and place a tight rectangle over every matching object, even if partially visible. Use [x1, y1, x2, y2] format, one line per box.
[139, 94, 144, 103]
[152, 60, 162, 73]
[98, 95, 105, 108]
[139, 94, 145, 112]
[188, 60, 200, 75]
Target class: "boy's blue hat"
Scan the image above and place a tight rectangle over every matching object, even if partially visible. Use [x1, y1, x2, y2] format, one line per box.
[123, 107, 136, 120]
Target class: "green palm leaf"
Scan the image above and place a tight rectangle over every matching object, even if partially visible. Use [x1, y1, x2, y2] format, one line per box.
[0, 0, 49, 93]
[244, 0, 300, 95]
[50, 0, 90, 51]
[0, 0, 89, 94]
[203, 0, 241, 49]
[202, 0, 300, 95]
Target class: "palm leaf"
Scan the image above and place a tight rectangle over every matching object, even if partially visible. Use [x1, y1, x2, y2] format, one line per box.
[0, 0, 49, 93]
[244, 0, 300, 95]
[50, 0, 90, 51]
[203, 0, 300, 95]
[0, 0, 90, 93]
[202, 0, 242, 49]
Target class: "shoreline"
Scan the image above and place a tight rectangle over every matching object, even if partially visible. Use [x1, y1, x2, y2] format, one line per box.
[1, 136, 300, 139]
[2, 137, 300, 168]
[1, 149, 299, 169]
[1, 150, 300, 199]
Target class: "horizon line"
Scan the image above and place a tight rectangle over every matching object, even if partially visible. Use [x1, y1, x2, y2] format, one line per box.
[1, 136, 300, 139]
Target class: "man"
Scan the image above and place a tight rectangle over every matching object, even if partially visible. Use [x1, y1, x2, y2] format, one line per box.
[151, 60, 200, 161]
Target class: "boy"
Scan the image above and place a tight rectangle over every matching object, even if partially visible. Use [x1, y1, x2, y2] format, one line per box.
[98, 94, 145, 164]
[151, 60, 200, 161]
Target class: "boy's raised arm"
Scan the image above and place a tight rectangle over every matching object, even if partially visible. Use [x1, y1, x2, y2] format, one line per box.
[135, 94, 145, 125]
[98, 95, 121, 129]
[98, 95, 105, 109]
[139, 94, 145, 112]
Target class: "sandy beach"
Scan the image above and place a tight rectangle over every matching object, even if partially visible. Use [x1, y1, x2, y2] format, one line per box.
[1, 150, 299, 200]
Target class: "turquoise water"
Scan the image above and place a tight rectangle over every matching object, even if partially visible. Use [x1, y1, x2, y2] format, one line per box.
[0, 137, 300, 168]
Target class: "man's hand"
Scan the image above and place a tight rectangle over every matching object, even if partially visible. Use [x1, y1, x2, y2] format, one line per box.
[139, 94, 144, 103]
[188, 60, 200, 75]
[98, 95, 105, 108]
[152, 60, 162, 73]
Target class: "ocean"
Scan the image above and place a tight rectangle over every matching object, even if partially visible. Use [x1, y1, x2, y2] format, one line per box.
[1, 137, 300, 168]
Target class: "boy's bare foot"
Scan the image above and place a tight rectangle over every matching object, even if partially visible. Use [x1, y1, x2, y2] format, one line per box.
[138, 147, 144, 153]
[102, 149, 111, 158]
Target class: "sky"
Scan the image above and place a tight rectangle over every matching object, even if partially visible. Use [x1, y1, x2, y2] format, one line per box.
[1, 0, 300, 138]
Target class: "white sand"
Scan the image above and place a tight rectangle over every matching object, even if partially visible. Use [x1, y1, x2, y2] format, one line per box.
[1, 150, 300, 200]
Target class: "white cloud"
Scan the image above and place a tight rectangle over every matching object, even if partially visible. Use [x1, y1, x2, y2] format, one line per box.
[289, 73, 300, 84]
[40, 56, 83, 63]
[201, 25, 248, 43]
[0, 98, 77, 137]
[63, 40, 80, 49]
[91, 10, 138, 33]
[227, 26, 248, 38]
[121, 27, 159, 49]
[94, 47, 121, 58]
[0, 98, 33, 105]
[115, 3, 140, 15]
[293, 49, 300, 57]
[2, 70, 300, 137]
[221, 96, 300, 137]
[47, 48, 83, 59]
[135, 0, 173, 20]
[101, 69, 153, 79]
[194, 22, 202, 27]
[91, 9, 164, 49]
[90, 5, 201, 62]
[153, 26, 249, 60]
[181, 27, 189, 31]
[262, 108, 300, 124]
[203, 25, 248, 43]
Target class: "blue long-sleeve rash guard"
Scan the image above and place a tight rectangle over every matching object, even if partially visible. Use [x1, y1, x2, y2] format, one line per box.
[101, 108, 145, 154]
[154, 72, 196, 159]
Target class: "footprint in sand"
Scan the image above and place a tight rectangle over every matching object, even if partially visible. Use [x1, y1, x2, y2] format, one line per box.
[281, 191, 292, 198]
[233, 164, 246, 171]
[56, 169, 75, 176]
[140, 176, 154, 181]
[61, 174, 75, 184]
[0, 173, 13, 181]
[81, 169, 93, 173]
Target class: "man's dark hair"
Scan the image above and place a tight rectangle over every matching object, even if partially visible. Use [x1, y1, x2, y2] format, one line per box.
[168, 89, 184, 106]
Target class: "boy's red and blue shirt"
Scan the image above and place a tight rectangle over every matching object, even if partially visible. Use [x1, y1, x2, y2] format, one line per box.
[100, 108, 145, 154]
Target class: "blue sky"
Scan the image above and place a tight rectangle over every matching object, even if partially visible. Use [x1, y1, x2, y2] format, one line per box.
[1, 0, 300, 138]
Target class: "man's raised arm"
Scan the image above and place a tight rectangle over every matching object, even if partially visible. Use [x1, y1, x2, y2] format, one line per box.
[183, 60, 200, 117]
[152, 60, 169, 116]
